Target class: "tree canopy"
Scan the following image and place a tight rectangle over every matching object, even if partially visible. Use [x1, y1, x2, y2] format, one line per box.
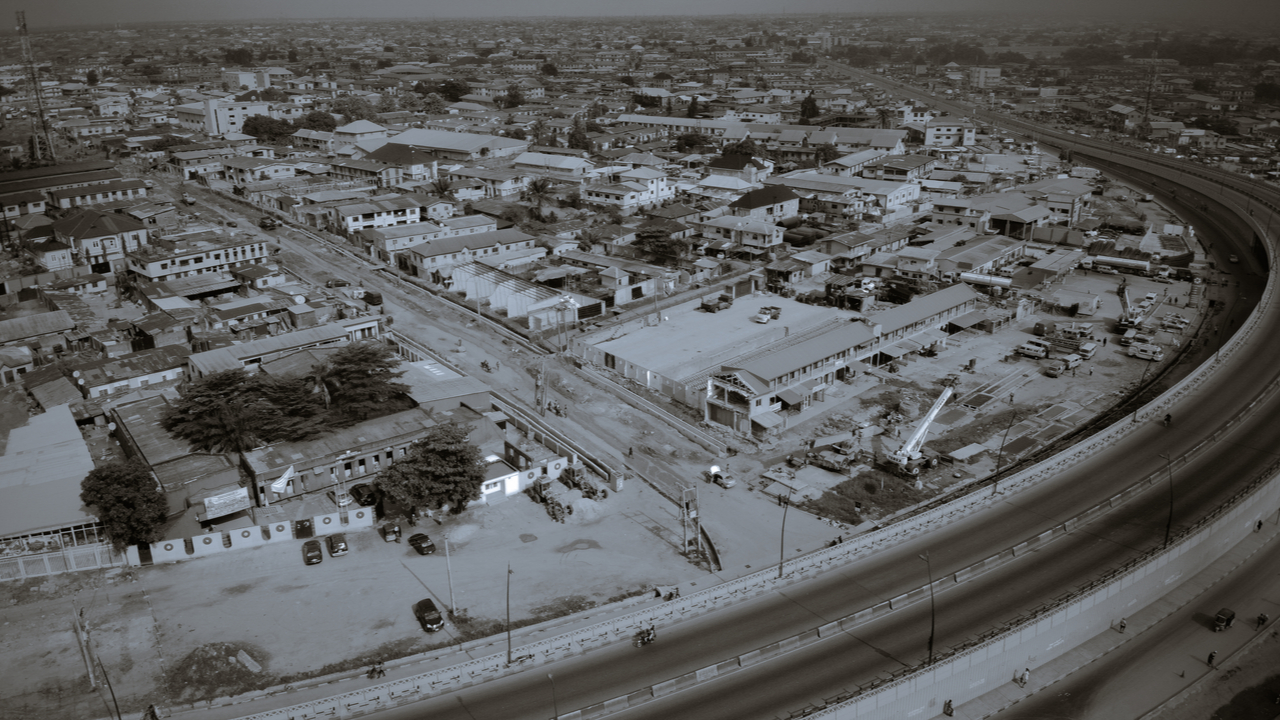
[375, 422, 485, 515]
[80, 460, 168, 550]
[331, 95, 376, 123]
[296, 109, 338, 132]
[317, 342, 411, 425]
[162, 342, 411, 452]
[241, 115, 297, 143]
[799, 92, 820, 120]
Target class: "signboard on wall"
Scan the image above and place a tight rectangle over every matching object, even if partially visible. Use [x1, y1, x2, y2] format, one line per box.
[202, 487, 251, 520]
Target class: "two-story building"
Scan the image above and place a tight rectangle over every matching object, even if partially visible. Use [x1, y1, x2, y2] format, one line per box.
[705, 284, 980, 435]
[728, 185, 801, 222]
[52, 208, 149, 272]
[126, 231, 270, 283]
[220, 157, 300, 186]
[333, 195, 423, 236]
[923, 118, 976, 147]
[399, 228, 538, 283]
[693, 216, 785, 251]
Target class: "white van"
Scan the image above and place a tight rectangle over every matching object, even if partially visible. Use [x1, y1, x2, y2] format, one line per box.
[1077, 342, 1098, 360]
[1128, 343, 1165, 361]
[1017, 338, 1053, 359]
[1119, 329, 1138, 346]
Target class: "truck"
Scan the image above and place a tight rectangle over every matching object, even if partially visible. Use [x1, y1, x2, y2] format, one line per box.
[753, 306, 782, 323]
[701, 293, 734, 313]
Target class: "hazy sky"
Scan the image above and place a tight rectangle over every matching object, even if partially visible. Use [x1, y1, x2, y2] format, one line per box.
[20, 0, 1274, 29]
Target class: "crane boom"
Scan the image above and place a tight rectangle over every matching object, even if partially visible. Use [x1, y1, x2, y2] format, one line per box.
[888, 386, 953, 467]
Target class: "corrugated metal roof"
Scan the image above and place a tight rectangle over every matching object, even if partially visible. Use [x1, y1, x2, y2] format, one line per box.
[0, 310, 75, 344]
[0, 405, 97, 536]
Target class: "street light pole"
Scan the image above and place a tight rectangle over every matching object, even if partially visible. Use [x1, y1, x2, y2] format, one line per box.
[778, 485, 795, 580]
[444, 537, 455, 613]
[993, 410, 1018, 494]
[919, 551, 937, 665]
[548, 673, 559, 720]
[505, 564, 513, 666]
[1159, 454, 1175, 547]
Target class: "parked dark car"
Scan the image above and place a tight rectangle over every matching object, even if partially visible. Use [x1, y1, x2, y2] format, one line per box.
[326, 279, 352, 288]
[258, 216, 277, 230]
[349, 483, 377, 507]
[327, 533, 349, 557]
[414, 599, 444, 632]
[302, 539, 323, 565]
[408, 533, 436, 555]
[382, 523, 401, 543]
[295, 518, 314, 539]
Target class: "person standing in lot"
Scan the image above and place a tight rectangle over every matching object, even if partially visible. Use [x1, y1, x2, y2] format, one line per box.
[1207, 651, 1217, 667]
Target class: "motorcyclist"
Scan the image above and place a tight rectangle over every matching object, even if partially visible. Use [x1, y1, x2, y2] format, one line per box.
[1164, 413, 1172, 427]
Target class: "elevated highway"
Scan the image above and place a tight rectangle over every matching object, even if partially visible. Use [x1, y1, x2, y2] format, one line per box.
[320, 68, 1280, 720]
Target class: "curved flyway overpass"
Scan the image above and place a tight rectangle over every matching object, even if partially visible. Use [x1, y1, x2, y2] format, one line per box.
[224, 70, 1280, 720]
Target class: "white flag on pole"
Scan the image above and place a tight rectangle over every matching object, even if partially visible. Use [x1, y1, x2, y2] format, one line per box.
[271, 466, 296, 493]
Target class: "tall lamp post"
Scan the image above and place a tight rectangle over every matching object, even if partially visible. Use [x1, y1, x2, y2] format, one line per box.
[778, 485, 795, 580]
[1158, 454, 1175, 547]
[919, 551, 937, 665]
[548, 673, 559, 720]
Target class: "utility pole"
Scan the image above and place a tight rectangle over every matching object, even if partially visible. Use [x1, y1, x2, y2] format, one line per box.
[444, 537, 455, 613]
[505, 563, 513, 665]
[1159, 454, 1175, 547]
[778, 485, 795, 580]
[16, 12, 56, 163]
[919, 551, 937, 664]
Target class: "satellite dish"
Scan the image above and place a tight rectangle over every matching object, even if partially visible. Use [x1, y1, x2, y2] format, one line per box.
[77, 378, 84, 385]
[107, 422, 116, 432]
[293, 295, 307, 305]
[72, 370, 81, 378]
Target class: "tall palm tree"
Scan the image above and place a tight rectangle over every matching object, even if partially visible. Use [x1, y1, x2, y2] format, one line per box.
[526, 177, 555, 212]
[429, 177, 454, 198]
[876, 106, 895, 129]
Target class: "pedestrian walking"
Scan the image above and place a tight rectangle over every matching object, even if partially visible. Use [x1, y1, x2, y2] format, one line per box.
[1207, 651, 1217, 667]
[1257, 520, 1264, 532]
[943, 699, 954, 716]
[1258, 613, 1269, 630]
[1088, 366, 1093, 376]
[1018, 668, 1030, 687]
[1102, 337, 1108, 347]
[1119, 618, 1127, 632]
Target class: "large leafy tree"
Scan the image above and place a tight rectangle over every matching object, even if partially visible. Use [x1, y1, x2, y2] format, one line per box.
[314, 342, 411, 425]
[331, 95, 376, 123]
[376, 422, 485, 515]
[799, 92, 820, 120]
[567, 117, 591, 151]
[162, 369, 324, 452]
[296, 110, 337, 132]
[435, 79, 470, 102]
[241, 114, 297, 143]
[80, 460, 168, 550]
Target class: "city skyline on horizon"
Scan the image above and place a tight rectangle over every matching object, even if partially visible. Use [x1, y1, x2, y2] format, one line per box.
[17, 0, 1274, 32]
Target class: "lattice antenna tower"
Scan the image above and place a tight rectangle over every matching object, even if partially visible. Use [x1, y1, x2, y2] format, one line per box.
[1142, 33, 1161, 125]
[16, 11, 57, 163]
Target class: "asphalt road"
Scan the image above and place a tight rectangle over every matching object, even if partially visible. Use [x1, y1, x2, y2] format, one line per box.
[1001, 524, 1280, 720]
